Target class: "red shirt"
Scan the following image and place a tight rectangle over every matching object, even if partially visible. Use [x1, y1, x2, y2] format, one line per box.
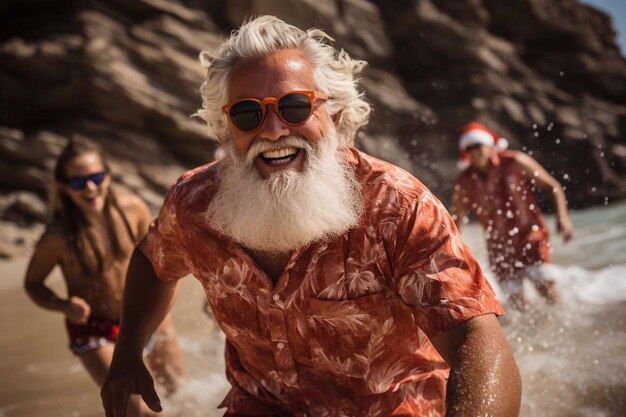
[143, 148, 503, 417]
[455, 151, 552, 281]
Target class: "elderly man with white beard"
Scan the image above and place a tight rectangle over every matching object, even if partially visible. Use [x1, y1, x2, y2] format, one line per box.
[102, 16, 521, 417]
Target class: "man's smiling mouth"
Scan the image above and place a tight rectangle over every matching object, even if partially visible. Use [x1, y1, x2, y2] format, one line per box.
[259, 146, 300, 165]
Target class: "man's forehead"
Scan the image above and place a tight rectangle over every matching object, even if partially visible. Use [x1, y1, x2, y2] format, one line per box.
[228, 50, 316, 96]
[232, 49, 311, 71]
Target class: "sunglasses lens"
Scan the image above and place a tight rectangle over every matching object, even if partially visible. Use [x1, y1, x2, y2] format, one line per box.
[90, 172, 106, 185]
[67, 172, 107, 190]
[229, 100, 264, 132]
[278, 93, 312, 124]
[68, 178, 87, 190]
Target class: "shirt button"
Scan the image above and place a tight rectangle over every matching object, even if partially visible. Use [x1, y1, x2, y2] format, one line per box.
[272, 294, 280, 301]
[277, 342, 285, 350]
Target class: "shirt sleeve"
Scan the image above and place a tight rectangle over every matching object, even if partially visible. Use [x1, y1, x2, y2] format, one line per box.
[139, 181, 192, 281]
[391, 191, 503, 338]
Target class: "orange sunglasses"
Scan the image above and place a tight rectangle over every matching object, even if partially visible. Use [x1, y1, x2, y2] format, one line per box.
[222, 90, 328, 132]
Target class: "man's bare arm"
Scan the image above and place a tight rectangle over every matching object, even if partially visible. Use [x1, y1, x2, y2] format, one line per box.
[431, 314, 521, 417]
[101, 245, 179, 417]
[516, 152, 574, 241]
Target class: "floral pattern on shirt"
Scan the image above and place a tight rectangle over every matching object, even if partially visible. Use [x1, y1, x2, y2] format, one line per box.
[143, 148, 503, 417]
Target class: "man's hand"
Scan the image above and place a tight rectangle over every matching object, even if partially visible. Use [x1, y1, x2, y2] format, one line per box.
[557, 216, 574, 242]
[64, 296, 91, 324]
[101, 356, 162, 417]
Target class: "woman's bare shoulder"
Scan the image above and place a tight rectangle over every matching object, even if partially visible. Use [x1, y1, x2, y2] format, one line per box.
[34, 221, 67, 255]
[114, 192, 153, 235]
[116, 192, 151, 215]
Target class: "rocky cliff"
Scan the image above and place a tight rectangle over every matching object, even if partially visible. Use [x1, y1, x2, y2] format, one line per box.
[1, 0, 625, 257]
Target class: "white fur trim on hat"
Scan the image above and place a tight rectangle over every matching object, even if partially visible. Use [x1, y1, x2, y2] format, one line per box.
[459, 129, 494, 151]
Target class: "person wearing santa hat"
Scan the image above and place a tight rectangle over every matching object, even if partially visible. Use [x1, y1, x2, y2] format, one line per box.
[452, 122, 574, 311]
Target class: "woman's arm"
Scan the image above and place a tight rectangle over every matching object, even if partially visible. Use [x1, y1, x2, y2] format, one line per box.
[24, 230, 69, 312]
[24, 229, 91, 323]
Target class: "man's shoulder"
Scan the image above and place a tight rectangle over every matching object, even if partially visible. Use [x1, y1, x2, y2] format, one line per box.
[499, 150, 522, 164]
[456, 166, 475, 182]
[167, 160, 221, 203]
[349, 148, 430, 202]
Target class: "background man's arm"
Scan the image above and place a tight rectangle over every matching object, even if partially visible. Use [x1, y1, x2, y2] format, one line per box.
[515, 152, 574, 241]
[101, 245, 179, 417]
[431, 314, 521, 417]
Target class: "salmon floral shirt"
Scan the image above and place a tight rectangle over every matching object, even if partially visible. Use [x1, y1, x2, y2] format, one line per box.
[142, 148, 503, 417]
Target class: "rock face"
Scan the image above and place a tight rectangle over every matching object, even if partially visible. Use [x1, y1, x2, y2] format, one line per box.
[1, 0, 625, 256]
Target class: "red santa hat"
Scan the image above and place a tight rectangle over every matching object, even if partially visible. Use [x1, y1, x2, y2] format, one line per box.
[457, 122, 509, 169]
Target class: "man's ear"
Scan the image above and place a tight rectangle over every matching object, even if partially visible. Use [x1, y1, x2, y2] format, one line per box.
[332, 110, 343, 128]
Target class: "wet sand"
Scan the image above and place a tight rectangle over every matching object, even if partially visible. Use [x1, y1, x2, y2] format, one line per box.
[0, 257, 228, 417]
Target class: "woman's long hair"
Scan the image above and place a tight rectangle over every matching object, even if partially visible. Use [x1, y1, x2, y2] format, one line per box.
[51, 138, 137, 274]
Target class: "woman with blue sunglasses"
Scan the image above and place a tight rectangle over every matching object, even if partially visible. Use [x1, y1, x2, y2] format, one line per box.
[23, 138, 185, 416]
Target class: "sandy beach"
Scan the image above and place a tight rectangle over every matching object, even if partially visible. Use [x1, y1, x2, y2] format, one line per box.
[0, 256, 229, 417]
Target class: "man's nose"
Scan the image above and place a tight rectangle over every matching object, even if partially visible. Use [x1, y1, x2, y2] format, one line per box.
[258, 105, 290, 142]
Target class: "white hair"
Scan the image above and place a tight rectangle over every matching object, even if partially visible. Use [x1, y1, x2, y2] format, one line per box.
[195, 15, 371, 147]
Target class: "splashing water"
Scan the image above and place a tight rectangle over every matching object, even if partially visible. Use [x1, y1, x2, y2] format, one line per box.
[462, 202, 626, 417]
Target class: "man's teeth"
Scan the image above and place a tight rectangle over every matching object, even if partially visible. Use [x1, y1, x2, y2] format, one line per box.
[261, 147, 298, 160]
[260, 147, 299, 164]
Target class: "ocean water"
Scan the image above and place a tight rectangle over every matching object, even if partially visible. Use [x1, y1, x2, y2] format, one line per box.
[462, 202, 626, 417]
[1, 202, 624, 417]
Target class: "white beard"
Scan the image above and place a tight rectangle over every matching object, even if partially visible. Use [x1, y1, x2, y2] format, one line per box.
[206, 128, 362, 254]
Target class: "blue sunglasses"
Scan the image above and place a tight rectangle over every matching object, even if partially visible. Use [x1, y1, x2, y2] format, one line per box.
[65, 171, 108, 190]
